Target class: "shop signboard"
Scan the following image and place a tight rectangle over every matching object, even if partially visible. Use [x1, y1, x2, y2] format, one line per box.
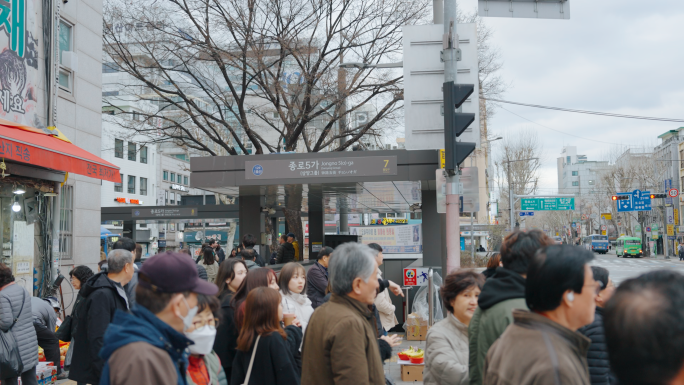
[245, 156, 397, 180]
[350, 224, 422, 253]
[184, 230, 229, 243]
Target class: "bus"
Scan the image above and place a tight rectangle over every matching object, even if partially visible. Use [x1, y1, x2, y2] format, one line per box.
[582, 234, 609, 254]
[616, 236, 642, 258]
[100, 227, 120, 255]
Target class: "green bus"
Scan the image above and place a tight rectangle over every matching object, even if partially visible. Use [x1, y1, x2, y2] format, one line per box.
[616, 236, 642, 258]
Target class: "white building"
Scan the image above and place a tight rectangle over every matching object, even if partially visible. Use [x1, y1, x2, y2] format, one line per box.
[557, 146, 609, 195]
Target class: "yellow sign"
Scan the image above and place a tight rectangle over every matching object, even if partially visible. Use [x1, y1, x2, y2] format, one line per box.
[439, 149, 445, 169]
[676, 209, 680, 225]
[601, 213, 612, 220]
[370, 218, 409, 226]
[601, 230, 607, 236]
[668, 224, 675, 236]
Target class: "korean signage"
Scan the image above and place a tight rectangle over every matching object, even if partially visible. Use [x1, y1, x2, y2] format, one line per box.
[184, 230, 229, 243]
[114, 197, 143, 205]
[521, 197, 575, 211]
[617, 190, 652, 212]
[403, 268, 430, 286]
[132, 207, 198, 218]
[170, 184, 188, 191]
[350, 224, 422, 253]
[245, 156, 397, 180]
[369, 218, 408, 226]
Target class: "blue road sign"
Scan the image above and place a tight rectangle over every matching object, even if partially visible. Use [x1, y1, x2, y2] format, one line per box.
[617, 190, 652, 212]
[519, 211, 535, 217]
[572, 222, 576, 228]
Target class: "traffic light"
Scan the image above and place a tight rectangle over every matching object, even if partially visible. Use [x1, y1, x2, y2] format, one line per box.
[650, 193, 667, 199]
[443, 81, 476, 174]
[611, 195, 629, 201]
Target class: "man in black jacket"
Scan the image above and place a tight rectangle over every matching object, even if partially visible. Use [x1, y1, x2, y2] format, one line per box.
[242, 233, 265, 267]
[69, 249, 134, 385]
[307, 246, 332, 308]
[276, 234, 296, 264]
[209, 239, 226, 264]
[578, 266, 618, 385]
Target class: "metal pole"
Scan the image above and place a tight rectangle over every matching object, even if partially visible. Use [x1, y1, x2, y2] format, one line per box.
[508, 161, 514, 231]
[444, 0, 461, 274]
[663, 203, 669, 258]
[404, 287, 412, 324]
[470, 211, 474, 263]
[428, 268, 434, 327]
[51, 181, 61, 286]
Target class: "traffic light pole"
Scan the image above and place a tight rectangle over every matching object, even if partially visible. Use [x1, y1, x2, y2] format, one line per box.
[444, 0, 460, 274]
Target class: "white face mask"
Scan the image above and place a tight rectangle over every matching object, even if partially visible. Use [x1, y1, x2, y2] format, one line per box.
[185, 325, 217, 355]
[179, 297, 198, 332]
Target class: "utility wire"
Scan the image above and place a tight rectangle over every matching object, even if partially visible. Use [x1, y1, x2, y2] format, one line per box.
[482, 97, 684, 123]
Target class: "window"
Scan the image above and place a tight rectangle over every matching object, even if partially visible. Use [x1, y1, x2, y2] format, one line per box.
[128, 175, 136, 194]
[184, 176, 188, 185]
[163, 171, 168, 181]
[140, 177, 148, 196]
[102, 62, 120, 73]
[165, 190, 169, 204]
[58, 21, 73, 91]
[170, 192, 175, 204]
[128, 142, 136, 161]
[59, 185, 73, 260]
[566, 156, 571, 164]
[114, 174, 123, 192]
[572, 181, 579, 186]
[588, 180, 595, 185]
[140, 146, 148, 164]
[115, 139, 123, 158]
[171, 173, 176, 182]
[572, 171, 578, 176]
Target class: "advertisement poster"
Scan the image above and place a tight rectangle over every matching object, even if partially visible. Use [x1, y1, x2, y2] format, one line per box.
[350, 224, 422, 253]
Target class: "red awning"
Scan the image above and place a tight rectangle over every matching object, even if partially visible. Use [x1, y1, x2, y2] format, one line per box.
[0, 122, 121, 183]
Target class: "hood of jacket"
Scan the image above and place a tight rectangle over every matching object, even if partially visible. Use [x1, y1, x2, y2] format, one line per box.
[99, 305, 193, 385]
[81, 272, 129, 306]
[478, 267, 526, 310]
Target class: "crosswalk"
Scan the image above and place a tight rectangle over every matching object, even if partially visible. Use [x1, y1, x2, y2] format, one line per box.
[591, 254, 684, 284]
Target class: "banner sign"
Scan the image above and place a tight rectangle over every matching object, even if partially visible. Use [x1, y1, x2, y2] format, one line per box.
[350, 224, 422, 253]
[245, 156, 397, 180]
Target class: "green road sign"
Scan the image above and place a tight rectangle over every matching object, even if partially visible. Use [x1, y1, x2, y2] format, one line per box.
[521, 197, 575, 211]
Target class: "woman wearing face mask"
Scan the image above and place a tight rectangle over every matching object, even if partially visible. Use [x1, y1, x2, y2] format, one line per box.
[213, 259, 248, 379]
[423, 270, 485, 385]
[185, 294, 228, 385]
[278, 262, 314, 335]
[231, 287, 300, 385]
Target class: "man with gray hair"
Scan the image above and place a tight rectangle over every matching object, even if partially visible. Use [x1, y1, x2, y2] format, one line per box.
[301, 242, 385, 385]
[69, 249, 134, 385]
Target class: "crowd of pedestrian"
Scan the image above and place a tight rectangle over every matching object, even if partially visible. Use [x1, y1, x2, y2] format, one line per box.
[4, 231, 684, 385]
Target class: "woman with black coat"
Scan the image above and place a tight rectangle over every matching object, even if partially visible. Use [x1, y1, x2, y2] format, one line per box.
[213, 259, 248, 379]
[578, 266, 619, 385]
[231, 287, 300, 385]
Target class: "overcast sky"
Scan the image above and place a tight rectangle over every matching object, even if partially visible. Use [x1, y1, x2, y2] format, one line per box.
[456, 0, 684, 195]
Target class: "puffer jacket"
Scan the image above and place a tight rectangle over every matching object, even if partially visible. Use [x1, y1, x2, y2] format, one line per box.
[0, 283, 39, 371]
[281, 291, 314, 335]
[578, 307, 619, 385]
[424, 313, 470, 385]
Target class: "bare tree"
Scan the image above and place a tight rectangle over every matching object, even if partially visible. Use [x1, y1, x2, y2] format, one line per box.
[494, 129, 542, 228]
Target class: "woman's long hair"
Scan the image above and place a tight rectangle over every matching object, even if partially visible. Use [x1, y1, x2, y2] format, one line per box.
[215, 259, 248, 299]
[486, 253, 501, 270]
[236, 287, 286, 352]
[203, 247, 216, 265]
[231, 268, 277, 327]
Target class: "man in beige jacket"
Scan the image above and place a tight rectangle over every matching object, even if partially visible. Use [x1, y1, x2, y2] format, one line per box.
[368, 243, 398, 332]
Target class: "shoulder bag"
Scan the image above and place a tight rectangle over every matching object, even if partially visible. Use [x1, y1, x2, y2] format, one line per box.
[241, 335, 261, 385]
[55, 315, 73, 342]
[0, 290, 25, 379]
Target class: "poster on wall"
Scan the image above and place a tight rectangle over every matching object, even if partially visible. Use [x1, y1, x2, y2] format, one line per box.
[350, 224, 422, 253]
[0, 0, 42, 126]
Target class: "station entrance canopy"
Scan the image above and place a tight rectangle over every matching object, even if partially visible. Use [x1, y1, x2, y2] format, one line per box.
[189, 149, 439, 214]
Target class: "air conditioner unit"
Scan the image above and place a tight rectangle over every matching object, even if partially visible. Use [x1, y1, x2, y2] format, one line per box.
[61, 51, 79, 71]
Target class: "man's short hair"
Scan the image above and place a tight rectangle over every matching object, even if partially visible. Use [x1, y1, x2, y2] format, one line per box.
[208, 239, 216, 246]
[500, 230, 555, 274]
[329, 243, 376, 296]
[318, 246, 333, 259]
[240, 249, 256, 261]
[107, 249, 133, 274]
[242, 234, 256, 248]
[605, 270, 684, 384]
[525, 245, 594, 312]
[281, 234, 288, 241]
[112, 237, 136, 252]
[367, 243, 383, 253]
[591, 266, 609, 290]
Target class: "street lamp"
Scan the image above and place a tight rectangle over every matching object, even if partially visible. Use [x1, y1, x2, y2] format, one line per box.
[501, 157, 539, 231]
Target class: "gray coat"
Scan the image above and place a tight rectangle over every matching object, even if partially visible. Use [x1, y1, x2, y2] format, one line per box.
[424, 313, 470, 385]
[31, 297, 57, 332]
[0, 284, 39, 370]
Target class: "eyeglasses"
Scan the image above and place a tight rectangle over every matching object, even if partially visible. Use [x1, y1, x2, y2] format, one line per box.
[583, 281, 602, 295]
[192, 317, 219, 329]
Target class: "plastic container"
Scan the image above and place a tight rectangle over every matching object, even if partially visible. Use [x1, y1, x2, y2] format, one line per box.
[410, 356, 424, 364]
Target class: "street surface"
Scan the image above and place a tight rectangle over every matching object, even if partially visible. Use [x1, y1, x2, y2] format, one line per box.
[591, 251, 684, 285]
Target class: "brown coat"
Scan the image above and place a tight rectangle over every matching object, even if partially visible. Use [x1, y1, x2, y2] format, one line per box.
[108, 342, 178, 385]
[484, 310, 591, 385]
[301, 293, 385, 385]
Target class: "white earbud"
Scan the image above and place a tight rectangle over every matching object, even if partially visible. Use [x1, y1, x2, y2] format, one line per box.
[566, 292, 575, 302]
